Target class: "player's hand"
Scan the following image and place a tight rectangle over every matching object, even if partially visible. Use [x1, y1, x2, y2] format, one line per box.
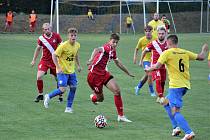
[30, 60, 35, 67]
[138, 61, 143, 67]
[57, 67, 63, 73]
[77, 66, 82, 73]
[86, 60, 92, 66]
[128, 73, 135, 77]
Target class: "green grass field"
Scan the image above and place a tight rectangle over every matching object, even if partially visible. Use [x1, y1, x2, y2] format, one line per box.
[0, 33, 209, 140]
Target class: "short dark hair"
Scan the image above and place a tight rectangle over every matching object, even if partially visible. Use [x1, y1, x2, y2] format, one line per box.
[110, 33, 120, 41]
[68, 28, 78, 34]
[144, 25, 153, 32]
[167, 34, 178, 45]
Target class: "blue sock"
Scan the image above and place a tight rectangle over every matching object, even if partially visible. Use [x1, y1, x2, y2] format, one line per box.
[49, 89, 62, 99]
[149, 84, 154, 93]
[164, 105, 177, 129]
[67, 87, 76, 108]
[137, 81, 143, 89]
[174, 112, 192, 134]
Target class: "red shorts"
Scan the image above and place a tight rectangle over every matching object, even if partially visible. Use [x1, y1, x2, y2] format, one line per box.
[87, 71, 113, 94]
[6, 21, 12, 26]
[30, 21, 36, 28]
[38, 60, 56, 76]
[152, 69, 166, 82]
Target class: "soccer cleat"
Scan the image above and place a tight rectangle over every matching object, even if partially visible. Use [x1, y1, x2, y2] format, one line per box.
[159, 97, 166, 104]
[181, 132, 195, 140]
[58, 97, 63, 102]
[64, 107, 73, 113]
[34, 94, 43, 102]
[90, 94, 98, 105]
[156, 97, 161, 103]
[172, 127, 181, 136]
[44, 94, 50, 108]
[150, 92, 156, 97]
[117, 115, 132, 122]
[135, 86, 140, 95]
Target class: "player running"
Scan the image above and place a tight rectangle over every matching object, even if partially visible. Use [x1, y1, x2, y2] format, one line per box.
[140, 26, 168, 104]
[133, 25, 156, 96]
[87, 33, 134, 122]
[146, 34, 208, 140]
[44, 28, 81, 113]
[31, 23, 63, 102]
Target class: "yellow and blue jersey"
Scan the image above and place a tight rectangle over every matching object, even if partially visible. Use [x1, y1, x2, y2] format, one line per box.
[136, 35, 156, 62]
[158, 48, 197, 89]
[55, 40, 80, 74]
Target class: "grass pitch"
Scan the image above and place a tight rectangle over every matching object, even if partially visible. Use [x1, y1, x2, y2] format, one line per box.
[0, 33, 209, 140]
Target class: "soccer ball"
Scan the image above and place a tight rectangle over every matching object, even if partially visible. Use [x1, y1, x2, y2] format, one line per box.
[94, 115, 107, 128]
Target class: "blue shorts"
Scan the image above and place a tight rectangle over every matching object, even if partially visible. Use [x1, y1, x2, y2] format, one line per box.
[57, 73, 77, 87]
[143, 61, 151, 69]
[166, 88, 188, 108]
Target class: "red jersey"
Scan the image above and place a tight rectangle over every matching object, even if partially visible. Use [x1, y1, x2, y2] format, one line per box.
[37, 32, 62, 62]
[89, 43, 117, 75]
[146, 40, 167, 68]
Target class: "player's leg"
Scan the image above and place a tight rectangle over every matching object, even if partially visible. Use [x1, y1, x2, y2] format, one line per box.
[44, 73, 67, 108]
[135, 74, 148, 95]
[105, 77, 132, 122]
[147, 72, 156, 97]
[154, 70, 165, 103]
[50, 68, 63, 102]
[65, 73, 78, 113]
[34, 70, 46, 102]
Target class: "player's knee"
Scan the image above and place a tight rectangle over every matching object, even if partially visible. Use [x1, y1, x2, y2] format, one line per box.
[113, 89, 121, 96]
[59, 87, 66, 93]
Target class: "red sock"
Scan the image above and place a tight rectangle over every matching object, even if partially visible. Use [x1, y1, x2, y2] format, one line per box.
[91, 95, 97, 102]
[114, 95, 123, 116]
[37, 80, 43, 94]
[156, 80, 164, 97]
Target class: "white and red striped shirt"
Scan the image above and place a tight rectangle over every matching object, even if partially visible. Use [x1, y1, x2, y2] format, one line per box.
[37, 32, 62, 62]
[146, 40, 167, 68]
[89, 43, 117, 75]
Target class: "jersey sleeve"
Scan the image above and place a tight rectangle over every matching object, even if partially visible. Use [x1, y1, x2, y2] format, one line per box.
[37, 38, 42, 46]
[56, 33, 62, 44]
[136, 38, 142, 49]
[146, 42, 153, 51]
[158, 50, 168, 64]
[113, 49, 118, 60]
[55, 43, 64, 57]
[185, 50, 198, 60]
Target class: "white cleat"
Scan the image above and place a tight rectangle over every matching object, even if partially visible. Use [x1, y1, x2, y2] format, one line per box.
[150, 92, 156, 97]
[181, 132, 195, 140]
[44, 94, 50, 108]
[64, 107, 73, 113]
[117, 115, 132, 122]
[172, 127, 181, 136]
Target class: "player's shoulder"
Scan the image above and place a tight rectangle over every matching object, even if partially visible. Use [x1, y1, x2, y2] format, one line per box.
[75, 41, 80, 48]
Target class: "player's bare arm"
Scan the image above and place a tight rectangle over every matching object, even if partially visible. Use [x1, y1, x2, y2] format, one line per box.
[196, 43, 209, 61]
[31, 44, 42, 67]
[145, 62, 162, 72]
[114, 59, 135, 77]
[52, 52, 62, 73]
[87, 47, 103, 65]
[75, 52, 82, 72]
[133, 48, 139, 64]
[139, 49, 149, 66]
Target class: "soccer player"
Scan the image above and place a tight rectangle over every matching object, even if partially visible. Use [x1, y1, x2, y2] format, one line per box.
[4, 10, 14, 32]
[87, 33, 134, 122]
[87, 9, 94, 20]
[44, 28, 81, 113]
[31, 23, 63, 102]
[161, 15, 171, 33]
[148, 13, 165, 38]
[133, 25, 156, 96]
[146, 34, 208, 140]
[126, 16, 133, 34]
[29, 10, 37, 32]
[140, 26, 168, 103]
[208, 52, 210, 82]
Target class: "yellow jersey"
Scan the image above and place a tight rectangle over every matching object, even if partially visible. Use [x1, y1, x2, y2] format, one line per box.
[208, 52, 210, 60]
[126, 17, 132, 24]
[88, 11, 93, 17]
[136, 35, 156, 61]
[55, 40, 80, 74]
[158, 48, 198, 89]
[148, 20, 164, 38]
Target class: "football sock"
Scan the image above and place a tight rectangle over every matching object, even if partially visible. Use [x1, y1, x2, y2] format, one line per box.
[49, 89, 62, 99]
[149, 84, 154, 93]
[137, 81, 143, 89]
[156, 80, 164, 97]
[208, 74, 210, 81]
[37, 80, 43, 94]
[174, 112, 192, 134]
[164, 104, 177, 129]
[67, 87, 76, 108]
[114, 95, 123, 116]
